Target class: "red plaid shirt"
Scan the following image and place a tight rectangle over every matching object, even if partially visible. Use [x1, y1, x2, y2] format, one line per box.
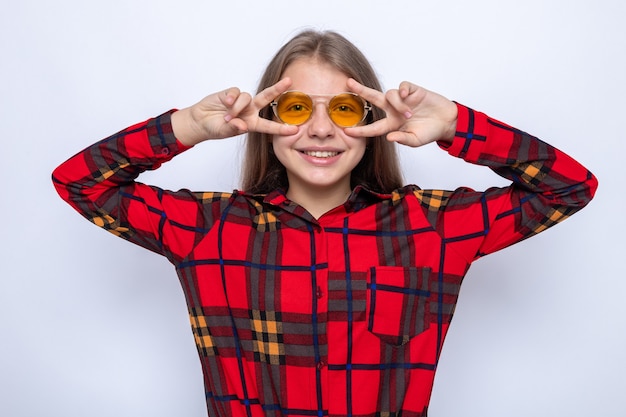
[53, 104, 597, 417]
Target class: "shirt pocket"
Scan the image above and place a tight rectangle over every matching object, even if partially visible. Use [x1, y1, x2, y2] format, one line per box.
[366, 266, 431, 346]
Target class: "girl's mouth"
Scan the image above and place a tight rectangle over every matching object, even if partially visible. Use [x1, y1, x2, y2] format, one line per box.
[301, 150, 340, 158]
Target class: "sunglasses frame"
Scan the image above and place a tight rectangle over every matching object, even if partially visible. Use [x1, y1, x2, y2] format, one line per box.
[270, 91, 372, 128]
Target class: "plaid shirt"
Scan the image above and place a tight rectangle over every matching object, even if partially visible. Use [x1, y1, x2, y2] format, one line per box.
[53, 103, 597, 417]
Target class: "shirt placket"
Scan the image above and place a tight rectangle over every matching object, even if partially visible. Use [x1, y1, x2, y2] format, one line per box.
[317, 211, 354, 416]
[312, 223, 330, 414]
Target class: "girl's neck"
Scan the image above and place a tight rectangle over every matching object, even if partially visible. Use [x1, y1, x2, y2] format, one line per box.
[286, 183, 352, 219]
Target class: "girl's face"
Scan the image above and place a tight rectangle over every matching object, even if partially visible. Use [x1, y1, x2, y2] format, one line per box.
[272, 57, 367, 201]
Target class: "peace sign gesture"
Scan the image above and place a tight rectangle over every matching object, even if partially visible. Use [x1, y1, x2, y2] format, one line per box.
[345, 79, 458, 148]
[172, 78, 298, 146]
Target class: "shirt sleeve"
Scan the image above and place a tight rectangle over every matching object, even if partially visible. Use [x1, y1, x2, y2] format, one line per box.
[421, 103, 598, 261]
[51, 110, 233, 264]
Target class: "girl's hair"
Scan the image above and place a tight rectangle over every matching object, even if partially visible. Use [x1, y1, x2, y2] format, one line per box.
[241, 30, 403, 194]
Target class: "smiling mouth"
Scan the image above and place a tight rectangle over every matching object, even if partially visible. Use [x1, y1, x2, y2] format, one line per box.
[302, 150, 340, 158]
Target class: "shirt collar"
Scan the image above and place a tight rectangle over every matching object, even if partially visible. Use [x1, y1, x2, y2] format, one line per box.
[240, 185, 399, 213]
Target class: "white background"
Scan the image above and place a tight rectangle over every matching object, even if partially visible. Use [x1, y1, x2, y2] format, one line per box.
[1, 1, 624, 416]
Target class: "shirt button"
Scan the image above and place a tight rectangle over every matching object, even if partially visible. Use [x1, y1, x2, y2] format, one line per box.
[316, 286, 324, 299]
[317, 361, 326, 370]
[160, 147, 170, 155]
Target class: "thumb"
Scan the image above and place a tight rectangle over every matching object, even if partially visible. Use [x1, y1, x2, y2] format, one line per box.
[386, 130, 429, 148]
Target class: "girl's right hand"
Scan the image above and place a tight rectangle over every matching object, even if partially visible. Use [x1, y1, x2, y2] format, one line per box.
[172, 78, 298, 146]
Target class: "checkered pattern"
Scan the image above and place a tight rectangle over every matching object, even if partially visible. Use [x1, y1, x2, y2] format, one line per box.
[250, 309, 286, 365]
[52, 104, 597, 417]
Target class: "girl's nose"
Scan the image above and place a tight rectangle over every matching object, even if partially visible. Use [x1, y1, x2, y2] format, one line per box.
[306, 102, 334, 139]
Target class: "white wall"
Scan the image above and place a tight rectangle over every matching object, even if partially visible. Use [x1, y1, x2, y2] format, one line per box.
[1, 1, 624, 416]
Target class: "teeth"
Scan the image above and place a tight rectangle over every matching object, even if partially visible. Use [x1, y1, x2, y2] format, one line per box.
[304, 151, 339, 158]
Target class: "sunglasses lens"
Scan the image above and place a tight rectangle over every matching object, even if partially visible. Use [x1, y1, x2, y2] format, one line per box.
[328, 93, 366, 127]
[275, 92, 313, 125]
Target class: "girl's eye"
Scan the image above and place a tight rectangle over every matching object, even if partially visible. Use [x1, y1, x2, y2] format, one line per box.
[334, 104, 357, 113]
[281, 100, 311, 114]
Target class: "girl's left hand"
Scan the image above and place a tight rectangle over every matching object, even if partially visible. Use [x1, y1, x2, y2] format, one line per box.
[345, 79, 458, 148]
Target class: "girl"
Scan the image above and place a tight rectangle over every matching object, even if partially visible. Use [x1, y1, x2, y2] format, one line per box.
[53, 30, 597, 417]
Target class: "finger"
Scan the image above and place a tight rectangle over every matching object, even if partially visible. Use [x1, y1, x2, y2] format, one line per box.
[386, 130, 423, 148]
[346, 78, 387, 109]
[221, 87, 240, 107]
[252, 77, 293, 108]
[398, 81, 419, 99]
[224, 92, 252, 122]
[222, 88, 247, 122]
[225, 117, 249, 134]
[252, 117, 299, 136]
[385, 89, 413, 119]
[344, 118, 392, 138]
[386, 130, 411, 143]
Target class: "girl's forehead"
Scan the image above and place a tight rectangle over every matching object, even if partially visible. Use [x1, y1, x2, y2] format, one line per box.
[282, 59, 350, 94]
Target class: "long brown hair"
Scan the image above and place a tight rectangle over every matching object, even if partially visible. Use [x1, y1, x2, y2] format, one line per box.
[241, 30, 403, 194]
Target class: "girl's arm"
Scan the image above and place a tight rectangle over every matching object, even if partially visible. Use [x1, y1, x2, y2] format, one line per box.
[52, 81, 300, 262]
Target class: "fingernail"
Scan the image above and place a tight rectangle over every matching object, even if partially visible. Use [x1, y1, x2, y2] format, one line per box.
[404, 111, 412, 119]
[224, 114, 232, 122]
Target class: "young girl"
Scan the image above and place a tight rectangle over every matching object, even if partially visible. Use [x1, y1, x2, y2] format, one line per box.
[53, 30, 597, 417]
